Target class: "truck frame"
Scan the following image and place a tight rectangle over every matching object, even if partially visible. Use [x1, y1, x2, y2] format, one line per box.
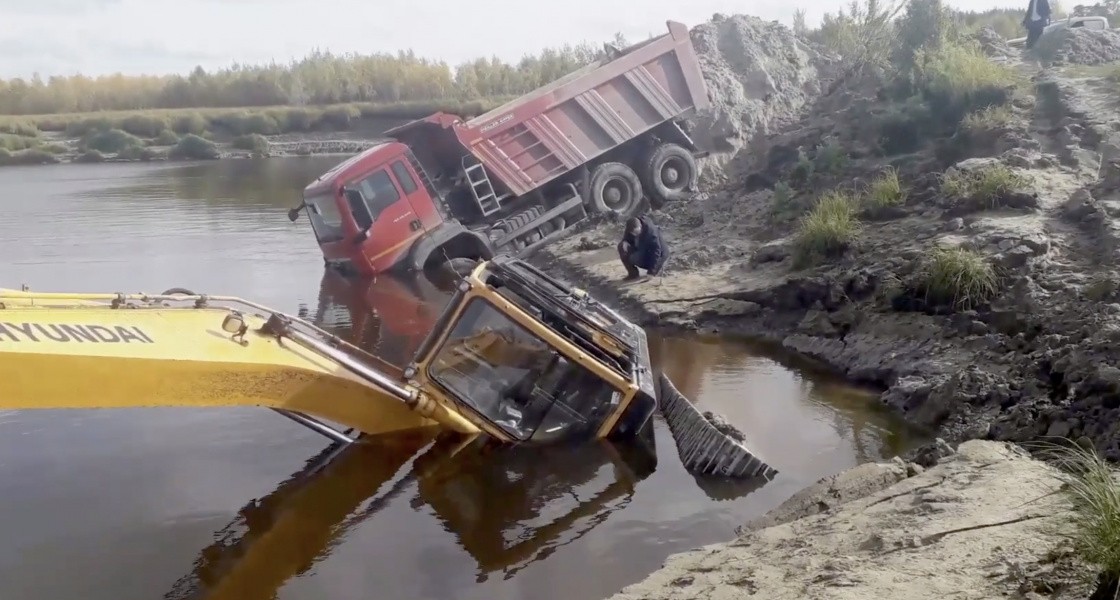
[289, 20, 711, 276]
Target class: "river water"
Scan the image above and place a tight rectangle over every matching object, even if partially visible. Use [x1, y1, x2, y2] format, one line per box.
[0, 157, 927, 600]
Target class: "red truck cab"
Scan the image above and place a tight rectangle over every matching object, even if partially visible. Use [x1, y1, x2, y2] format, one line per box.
[295, 141, 492, 276]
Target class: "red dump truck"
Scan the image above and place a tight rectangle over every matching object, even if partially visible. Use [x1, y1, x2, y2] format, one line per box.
[289, 20, 710, 276]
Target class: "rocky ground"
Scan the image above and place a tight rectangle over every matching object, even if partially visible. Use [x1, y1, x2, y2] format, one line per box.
[542, 18, 1120, 463]
[533, 18, 1120, 596]
[608, 440, 1095, 599]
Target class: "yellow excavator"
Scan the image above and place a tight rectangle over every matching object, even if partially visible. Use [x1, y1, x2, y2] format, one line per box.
[0, 256, 774, 479]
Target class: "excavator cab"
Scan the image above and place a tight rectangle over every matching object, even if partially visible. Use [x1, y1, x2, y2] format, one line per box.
[405, 256, 658, 444]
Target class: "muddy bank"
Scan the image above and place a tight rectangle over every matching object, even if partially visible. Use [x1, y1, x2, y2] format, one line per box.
[540, 19, 1120, 463]
[607, 440, 1093, 599]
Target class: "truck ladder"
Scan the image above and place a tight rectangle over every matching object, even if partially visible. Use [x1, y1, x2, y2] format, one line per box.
[461, 155, 506, 217]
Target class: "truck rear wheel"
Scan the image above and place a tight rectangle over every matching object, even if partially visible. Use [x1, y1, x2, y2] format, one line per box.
[642, 143, 697, 208]
[588, 162, 643, 218]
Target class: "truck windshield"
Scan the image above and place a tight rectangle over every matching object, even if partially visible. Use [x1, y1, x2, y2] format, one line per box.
[304, 191, 344, 243]
[427, 298, 620, 442]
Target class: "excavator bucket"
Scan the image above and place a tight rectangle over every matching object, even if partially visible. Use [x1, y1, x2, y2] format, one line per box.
[656, 373, 777, 479]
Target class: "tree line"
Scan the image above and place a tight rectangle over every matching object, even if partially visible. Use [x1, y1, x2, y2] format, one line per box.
[0, 35, 628, 116]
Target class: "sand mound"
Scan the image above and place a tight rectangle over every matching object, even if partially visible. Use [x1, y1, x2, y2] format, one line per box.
[1036, 26, 1120, 65]
[687, 14, 831, 182]
[974, 26, 1017, 61]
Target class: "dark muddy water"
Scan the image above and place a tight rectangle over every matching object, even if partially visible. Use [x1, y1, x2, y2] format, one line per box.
[0, 158, 927, 600]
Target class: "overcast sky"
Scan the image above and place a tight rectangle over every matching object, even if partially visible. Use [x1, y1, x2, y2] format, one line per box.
[0, 0, 1028, 80]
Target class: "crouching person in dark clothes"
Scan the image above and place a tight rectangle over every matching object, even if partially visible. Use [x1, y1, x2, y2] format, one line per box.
[618, 215, 669, 281]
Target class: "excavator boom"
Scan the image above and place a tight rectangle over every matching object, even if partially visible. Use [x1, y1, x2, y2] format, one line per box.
[0, 257, 777, 480]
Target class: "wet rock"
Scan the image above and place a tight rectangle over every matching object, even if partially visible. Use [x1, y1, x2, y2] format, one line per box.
[910, 438, 957, 468]
[796, 309, 851, 338]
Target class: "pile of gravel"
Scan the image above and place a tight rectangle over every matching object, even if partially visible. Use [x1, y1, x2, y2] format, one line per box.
[1036, 26, 1120, 65]
[686, 14, 832, 181]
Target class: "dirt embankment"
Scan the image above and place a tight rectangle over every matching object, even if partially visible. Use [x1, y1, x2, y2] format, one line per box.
[608, 440, 1094, 599]
[541, 18, 1120, 464]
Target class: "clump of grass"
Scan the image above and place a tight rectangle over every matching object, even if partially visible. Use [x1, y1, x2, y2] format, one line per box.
[169, 134, 219, 160]
[918, 246, 998, 310]
[1032, 441, 1120, 600]
[0, 133, 39, 151]
[863, 167, 907, 213]
[0, 119, 39, 137]
[962, 105, 1017, 132]
[941, 163, 1028, 210]
[914, 41, 1021, 124]
[232, 133, 270, 154]
[793, 190, 861, 267]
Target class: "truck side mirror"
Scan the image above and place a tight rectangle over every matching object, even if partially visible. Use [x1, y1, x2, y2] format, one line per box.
[287, 207, 302, 222]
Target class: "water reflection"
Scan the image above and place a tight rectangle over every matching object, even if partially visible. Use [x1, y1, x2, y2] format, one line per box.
[165, 430, 666, 600]
[311, 270, 451, 370]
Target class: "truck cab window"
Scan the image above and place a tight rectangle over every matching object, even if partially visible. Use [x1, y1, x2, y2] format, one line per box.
[304, 192, 344, 243]
[391, 161, 418, 194]
[356, 169, 401, 221]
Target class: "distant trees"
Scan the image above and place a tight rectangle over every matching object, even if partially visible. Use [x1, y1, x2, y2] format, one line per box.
[0, 36, 627, 116]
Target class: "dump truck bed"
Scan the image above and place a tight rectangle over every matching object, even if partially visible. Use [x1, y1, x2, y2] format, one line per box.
[387, 20, 709, 198]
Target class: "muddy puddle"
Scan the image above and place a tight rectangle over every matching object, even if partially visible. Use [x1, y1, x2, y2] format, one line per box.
[0, 158, 928, 600]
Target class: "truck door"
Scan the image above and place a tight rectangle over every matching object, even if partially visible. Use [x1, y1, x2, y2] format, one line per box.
[346, 167, 426, 274]
[388, 158, 443, 230]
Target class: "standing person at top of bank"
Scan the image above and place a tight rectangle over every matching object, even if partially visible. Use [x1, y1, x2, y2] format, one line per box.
[618, 215, 670, 281]
[1023, 0, 1052, 49]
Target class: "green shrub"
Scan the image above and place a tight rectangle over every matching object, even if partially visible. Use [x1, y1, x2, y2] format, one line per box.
[793, 191, 861, 267]
[864, 167, 907, 213]
[877, 97, 934, 155]
[789, 148, 816, 188]
[169, 134, 220, 160]
[83, 128, 144, 154]
[940, 163, 1028, 210]
[918, 247, 998, 310]
[119, 114, 169, 138]
[171, 113, 208, 135]
[278, 107, 320, 131]
[232, 133, 270, 153]
[770, 181, 796, 217]
[153, 129, 180, 145]
[64, 117, 114, 137]
[814, 139, 850, 174]
[320, 104, 361, 129]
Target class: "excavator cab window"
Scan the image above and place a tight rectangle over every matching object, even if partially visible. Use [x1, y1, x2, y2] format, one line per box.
[427, 298, 621, 443]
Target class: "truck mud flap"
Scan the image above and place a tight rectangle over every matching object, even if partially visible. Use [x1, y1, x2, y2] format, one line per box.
[656, 372, 777, 479]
